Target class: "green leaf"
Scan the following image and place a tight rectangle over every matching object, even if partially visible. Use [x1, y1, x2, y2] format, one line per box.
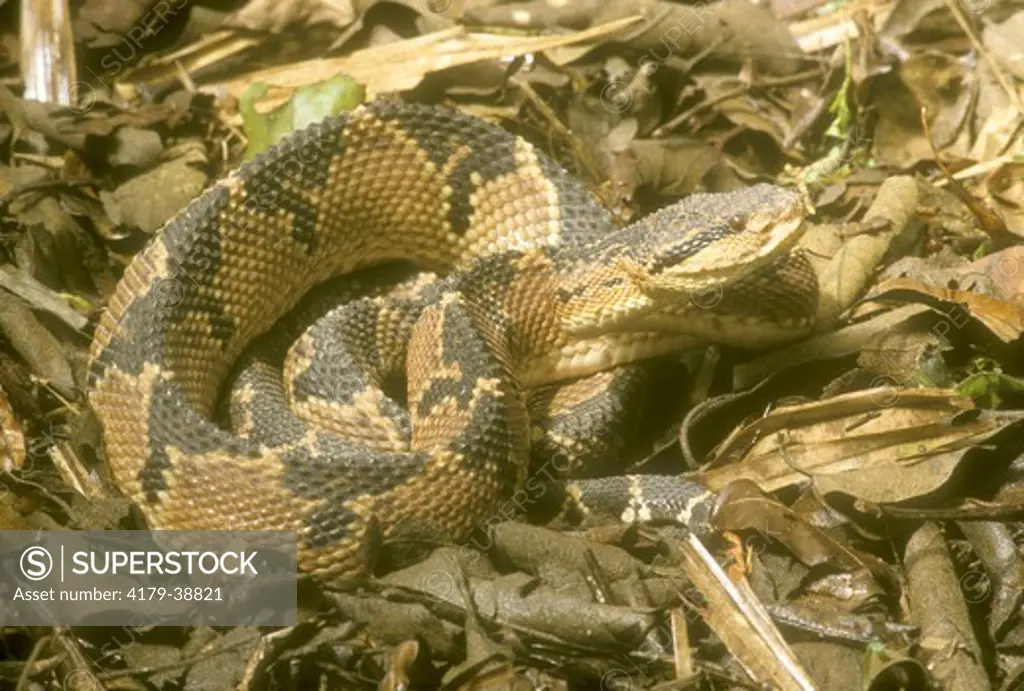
[825, 39, 853, 141]
[956, 369, 1024, 408]
[240, 74, 366, 160]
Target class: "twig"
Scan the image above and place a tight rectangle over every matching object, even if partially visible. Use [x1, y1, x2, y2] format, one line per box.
[15, 633, 52, 691]
[95, 631, 264, 681]
[941, 0, 1024, 116]
[921, 106, 1015, 249]
[510, 75, 571, 142]
[653, 68, 822, 137]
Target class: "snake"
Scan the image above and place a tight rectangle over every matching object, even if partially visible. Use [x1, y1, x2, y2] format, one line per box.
[87, 99, 819, 587]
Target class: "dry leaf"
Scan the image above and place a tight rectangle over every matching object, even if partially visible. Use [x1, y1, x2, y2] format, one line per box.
[870, 246, 1024, 343]
[0, 290, 76, 396]
[695, 387, 1008, 506]
[224, 0, 357, 33]
[99, 142, 209, 234]
[202, 17, 643, 109]
[0, 384, 26, 472]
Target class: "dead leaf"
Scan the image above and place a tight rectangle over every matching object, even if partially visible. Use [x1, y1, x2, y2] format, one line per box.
[107, 126, 164, 168]
[181, 626, 261, 690]
[983, 11, 1024, 81]
[0, 265, 89, 332]
[798, 5, 894, 54]
[857, 323, 956, 388]
[880, 0, 942, 38]
[592, 0, 806, 75]
[869, 246, 1024, 343]
[984, 161, 1024, 236]
[223, 0, 357, 33]
[99, 141, 208, 234]
[627, 138, 722, 197]
[715, 479, 899, 589]
[0, 290, 77, 396]
[870, 56, 974, 168]
[0, 384, 26, 472]
[695, 387, 1019, 506]
[74, 0, 178, 48]
[199, 17, 644, 109]
[810, 407, 1022, 504]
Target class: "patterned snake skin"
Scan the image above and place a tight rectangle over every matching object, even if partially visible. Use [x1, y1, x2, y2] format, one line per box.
[87, 100, 819, 586]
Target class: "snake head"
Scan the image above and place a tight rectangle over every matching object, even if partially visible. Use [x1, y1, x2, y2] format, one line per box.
[562, 185, 810, 337]
[622, 184, 809, 298]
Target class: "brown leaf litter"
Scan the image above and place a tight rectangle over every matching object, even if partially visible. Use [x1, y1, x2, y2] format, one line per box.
[1, 0, 1023, 688]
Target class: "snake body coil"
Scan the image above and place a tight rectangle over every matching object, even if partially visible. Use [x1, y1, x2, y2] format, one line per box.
[87, 100, 818, 586]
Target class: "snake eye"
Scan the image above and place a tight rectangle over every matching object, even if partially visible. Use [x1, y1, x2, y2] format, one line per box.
[728, 214, 746, 229]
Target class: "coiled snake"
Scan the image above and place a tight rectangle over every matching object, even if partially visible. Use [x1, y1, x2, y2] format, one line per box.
[87, 100, 819, 586]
